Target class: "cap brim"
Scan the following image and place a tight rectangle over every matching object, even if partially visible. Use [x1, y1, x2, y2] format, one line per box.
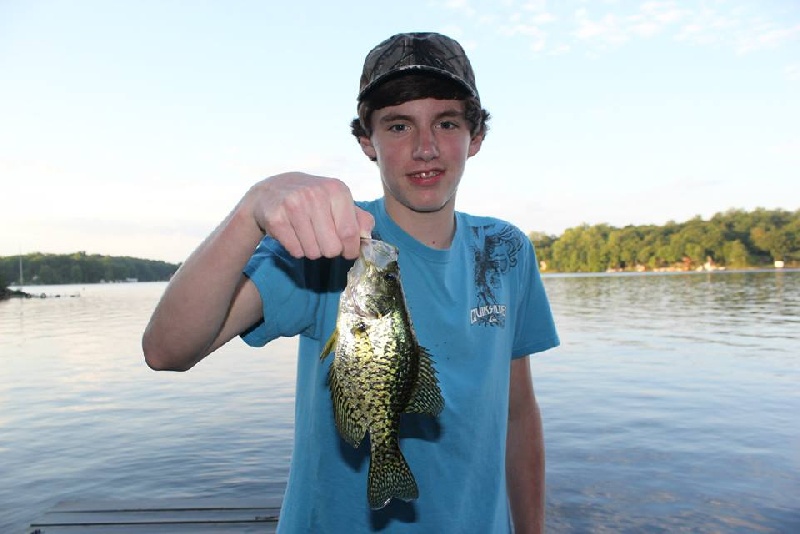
[357, 65, 479, 101]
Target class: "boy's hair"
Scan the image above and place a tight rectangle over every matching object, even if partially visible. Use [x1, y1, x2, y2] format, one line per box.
[350, 73, 491, 150]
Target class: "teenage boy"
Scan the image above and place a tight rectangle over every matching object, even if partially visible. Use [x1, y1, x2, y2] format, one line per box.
[143, 32, 559, 533]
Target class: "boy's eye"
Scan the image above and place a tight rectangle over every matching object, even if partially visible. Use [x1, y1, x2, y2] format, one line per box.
[439, 121, 459, 130]
[388, 124, 408, 132]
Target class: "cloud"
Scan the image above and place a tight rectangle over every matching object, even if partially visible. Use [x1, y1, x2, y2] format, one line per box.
[573, 9, 628, 46]
[735, 23, 800, 54]
[785, 63, 800, 81]
[437, 0, 799, 57]
[532, 12, 556, 25]
[628, 2, 689, 37]
[443, 0, 477, 18]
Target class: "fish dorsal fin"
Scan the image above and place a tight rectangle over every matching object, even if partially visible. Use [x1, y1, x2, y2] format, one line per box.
[404, 345, 444, 416]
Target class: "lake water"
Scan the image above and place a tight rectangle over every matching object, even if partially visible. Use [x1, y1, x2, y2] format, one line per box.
[1, 271, 798, 533]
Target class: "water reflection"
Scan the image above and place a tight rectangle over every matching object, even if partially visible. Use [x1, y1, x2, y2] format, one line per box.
[1, 273, 798, 533]
[538, 270, 799, 533]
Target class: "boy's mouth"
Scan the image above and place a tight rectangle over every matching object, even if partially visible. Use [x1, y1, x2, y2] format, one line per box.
[408, 170, 443, 184]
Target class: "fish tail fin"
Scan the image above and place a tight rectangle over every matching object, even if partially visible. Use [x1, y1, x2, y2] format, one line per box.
[368, 446, 419, 510]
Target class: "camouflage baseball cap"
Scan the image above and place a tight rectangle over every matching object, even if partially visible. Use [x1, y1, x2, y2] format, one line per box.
[358, 32, 479, 102]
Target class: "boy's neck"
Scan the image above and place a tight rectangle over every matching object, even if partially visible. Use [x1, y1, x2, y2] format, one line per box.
[384, 198, 456, 250]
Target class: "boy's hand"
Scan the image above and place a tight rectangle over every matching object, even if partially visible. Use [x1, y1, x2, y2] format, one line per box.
[246, 172, 374, 260]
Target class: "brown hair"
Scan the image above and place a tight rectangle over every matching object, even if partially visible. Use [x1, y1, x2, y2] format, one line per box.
[350, 74, 490, 150]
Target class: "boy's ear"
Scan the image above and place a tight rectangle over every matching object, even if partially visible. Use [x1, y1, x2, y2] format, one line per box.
[359, 136, 377, 160]
[467, 133, 484, 158]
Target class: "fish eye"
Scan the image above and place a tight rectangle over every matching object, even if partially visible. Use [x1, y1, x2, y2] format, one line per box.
[383, 272, 397, 282]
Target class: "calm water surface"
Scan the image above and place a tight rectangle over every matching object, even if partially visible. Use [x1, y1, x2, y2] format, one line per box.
[1, 272, 798, 532]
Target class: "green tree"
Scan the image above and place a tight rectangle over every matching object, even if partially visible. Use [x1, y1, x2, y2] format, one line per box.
[751, 226, 789, 261]
[0, 253, 179, 284]
[723, 240, 749, 268]
[38, 265, 59, 284]
[526, 207, 798, 272]
[71, 265, 84, 283]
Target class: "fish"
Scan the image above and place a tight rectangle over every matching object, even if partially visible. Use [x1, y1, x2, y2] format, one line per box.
[320, 238, 444, 510]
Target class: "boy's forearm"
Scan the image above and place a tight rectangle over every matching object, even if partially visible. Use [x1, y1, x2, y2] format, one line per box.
[507, 358, 546, 534]
[142, 201, 263, 371]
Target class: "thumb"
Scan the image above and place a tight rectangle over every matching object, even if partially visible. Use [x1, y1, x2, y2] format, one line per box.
[356, 207, 375, 239]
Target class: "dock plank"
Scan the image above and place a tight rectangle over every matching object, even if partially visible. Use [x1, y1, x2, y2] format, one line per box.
[28, 498, 280, 533]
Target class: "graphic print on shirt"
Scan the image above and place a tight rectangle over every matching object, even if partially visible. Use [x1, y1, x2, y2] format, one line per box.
[470, 225, 523, 327]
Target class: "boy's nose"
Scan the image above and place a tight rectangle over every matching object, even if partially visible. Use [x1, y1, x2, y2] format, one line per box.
[412, 129, 439, 161]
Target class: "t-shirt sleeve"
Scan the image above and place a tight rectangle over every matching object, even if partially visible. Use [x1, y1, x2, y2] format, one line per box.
[512, 236, 560, 358]
[239, 237, 320, 347]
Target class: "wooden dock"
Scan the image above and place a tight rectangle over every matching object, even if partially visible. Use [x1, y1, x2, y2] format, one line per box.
[27, 497, 281, 533]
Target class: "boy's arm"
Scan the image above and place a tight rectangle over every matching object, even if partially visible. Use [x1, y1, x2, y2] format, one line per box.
[142, 172, 373, 371]
[506, 356, 546, 534]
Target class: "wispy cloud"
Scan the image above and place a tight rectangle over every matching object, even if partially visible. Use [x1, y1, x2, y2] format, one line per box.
[439, 0, 799, 57]
[785, 63, 800, 81]
[442, 0, 477, 18]
[734, 22, 800, 54]
[573, 8, 629, 46]
[628, 1, 689, 37]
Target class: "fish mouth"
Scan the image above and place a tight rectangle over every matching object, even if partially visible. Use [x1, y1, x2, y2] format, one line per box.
[341, 238, 399, 319]
[359, 238, 398, 270]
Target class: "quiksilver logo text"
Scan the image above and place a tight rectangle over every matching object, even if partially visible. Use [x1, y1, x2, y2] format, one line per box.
[470, 304, 507, 325]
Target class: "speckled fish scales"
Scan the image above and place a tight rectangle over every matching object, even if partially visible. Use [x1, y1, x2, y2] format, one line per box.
[320, 238, 444, 510]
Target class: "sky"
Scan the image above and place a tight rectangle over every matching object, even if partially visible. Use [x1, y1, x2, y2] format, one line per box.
[1, 0, 798, 264]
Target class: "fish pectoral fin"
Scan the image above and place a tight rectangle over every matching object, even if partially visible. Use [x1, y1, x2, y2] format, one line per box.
[327, 364, 367, 448]
[320, 328, 339, 361]
[404, 345, 445, 417]
[368, 445, 419, 510]
[349, 320, 368, 336]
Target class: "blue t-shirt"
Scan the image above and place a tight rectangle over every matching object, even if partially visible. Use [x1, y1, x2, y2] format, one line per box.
[242, 198, 559, 533]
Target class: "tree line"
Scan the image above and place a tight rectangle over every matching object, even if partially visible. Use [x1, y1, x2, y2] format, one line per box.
[0, 252, 179, 288]
[1, 207, 797, 291]
[530, 207, 799, 273]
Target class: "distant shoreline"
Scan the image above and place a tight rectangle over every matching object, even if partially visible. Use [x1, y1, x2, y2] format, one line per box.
[541, 266, 800, 277]
[0, 287, 33, 301]
[3, 267, 796, 299]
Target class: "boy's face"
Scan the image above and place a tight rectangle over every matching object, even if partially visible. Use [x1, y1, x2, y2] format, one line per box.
[359, 97, 483, 216]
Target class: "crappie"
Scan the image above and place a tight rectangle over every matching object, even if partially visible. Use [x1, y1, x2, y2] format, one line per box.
[320, 238, 444, 510]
